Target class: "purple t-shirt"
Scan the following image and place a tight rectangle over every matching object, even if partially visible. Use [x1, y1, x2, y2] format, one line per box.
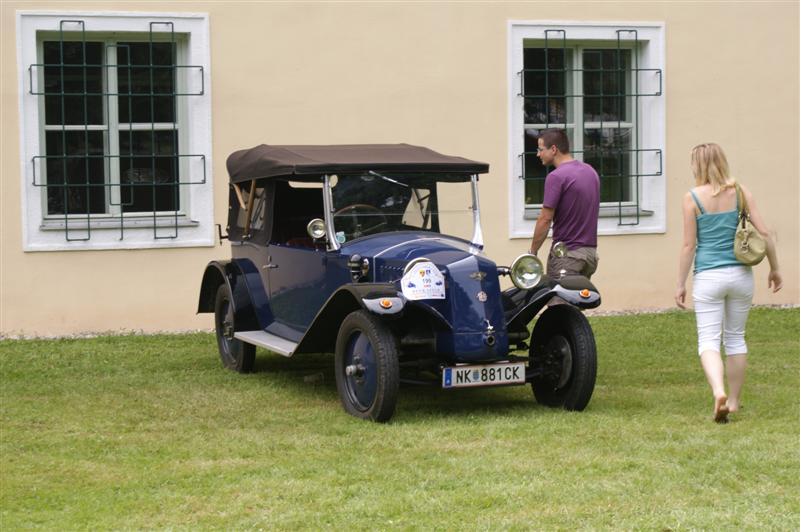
[542, 160, 600, 249]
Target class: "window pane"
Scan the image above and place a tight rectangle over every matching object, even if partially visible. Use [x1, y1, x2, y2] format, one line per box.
[523, 48, 568, 125]
[45, 131, 106, 215]
[584, 128, 632, 203]
[523, 127, 574, 206]
[118, 42, 176, 123]
[583, 49, 630, 123]
[235, 186, 268, 233]
[43, 42, 104, 125]
[119, 130, 180, 212]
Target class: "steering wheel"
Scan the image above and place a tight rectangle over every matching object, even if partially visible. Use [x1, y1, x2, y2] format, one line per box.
[333, 204, 389, 240]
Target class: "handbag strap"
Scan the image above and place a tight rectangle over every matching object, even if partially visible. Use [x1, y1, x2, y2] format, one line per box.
[734, 182, 750, 228]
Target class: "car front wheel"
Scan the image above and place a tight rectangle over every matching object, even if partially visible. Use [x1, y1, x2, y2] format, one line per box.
[334, 310, 399, 422]
[529, 304, 597, 411]
[214, 284, 255, 373]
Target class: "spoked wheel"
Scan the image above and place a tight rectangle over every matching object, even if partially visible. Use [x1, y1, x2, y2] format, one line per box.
[529, 305, 597, 411]
[214, 284, 255, 373]
[334, 310, 399, 422]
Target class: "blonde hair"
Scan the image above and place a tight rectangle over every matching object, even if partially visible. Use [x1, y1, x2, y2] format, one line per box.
[690, 143, 735, 196]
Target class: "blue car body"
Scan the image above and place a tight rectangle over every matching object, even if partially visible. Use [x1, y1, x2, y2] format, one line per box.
[197, 144, 601, 421]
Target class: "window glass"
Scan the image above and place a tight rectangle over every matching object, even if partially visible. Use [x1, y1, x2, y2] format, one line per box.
[41, 38, 182, 218]
[330, 173, 474, 242]
[523, 45, 634, 206]
[118, 42, 176, 124]
[434, 181, 474, 242]
[583, 49, 630, 123]
[524, 127, 576, 206]
[523, 48, 568, 125]
[235, 186, 268, 233]
[45, 130, 106, 214]
[584, 127, 632, 202]
[43, 41, 104, 125]
[119, 130, 179, 212]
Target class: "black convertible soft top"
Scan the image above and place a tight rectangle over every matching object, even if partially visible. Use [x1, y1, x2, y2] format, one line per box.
[226, 144, 489, 183]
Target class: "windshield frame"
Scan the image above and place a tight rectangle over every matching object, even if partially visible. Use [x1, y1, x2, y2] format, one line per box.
[322, 173, 483, 252]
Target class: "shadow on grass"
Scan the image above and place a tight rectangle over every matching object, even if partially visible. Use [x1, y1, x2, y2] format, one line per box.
[248, 349, 550, 421]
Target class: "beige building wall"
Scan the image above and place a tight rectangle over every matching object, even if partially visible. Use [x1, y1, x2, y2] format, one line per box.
[1, 1, 798, 336]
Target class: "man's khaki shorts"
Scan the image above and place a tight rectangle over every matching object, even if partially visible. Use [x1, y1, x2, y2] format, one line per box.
[547, 246, 598, 279]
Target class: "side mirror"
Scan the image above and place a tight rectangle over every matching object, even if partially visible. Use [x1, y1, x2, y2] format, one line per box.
[307, 218, 327, 240]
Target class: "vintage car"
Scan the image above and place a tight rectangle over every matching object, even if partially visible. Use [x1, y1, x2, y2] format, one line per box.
[197, 144, 601, 422]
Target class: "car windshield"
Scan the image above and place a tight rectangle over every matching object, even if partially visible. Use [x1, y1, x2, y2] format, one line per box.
[330, 172, 475, 243]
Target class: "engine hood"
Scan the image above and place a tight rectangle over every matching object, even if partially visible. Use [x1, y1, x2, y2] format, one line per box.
[339, 231, 488, 271]
[339, 231, 508, 362]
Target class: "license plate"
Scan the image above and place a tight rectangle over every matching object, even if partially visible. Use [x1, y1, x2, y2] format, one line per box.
[442, 362, 526, 389]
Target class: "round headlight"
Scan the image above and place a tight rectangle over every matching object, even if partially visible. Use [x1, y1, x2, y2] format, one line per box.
[510, 254, 544, 290]
[307, 218, 326, 240]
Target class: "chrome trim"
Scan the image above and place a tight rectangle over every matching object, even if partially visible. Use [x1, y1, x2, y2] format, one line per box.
[323, 174, 340, 251]
[368, 170, 409, 188]
[402, 256, 432, 275]
[509, 253, 544, 290]
[373, 237, 443, 258]
[470, 175, 484, 254]
[307, 218, 326, 240]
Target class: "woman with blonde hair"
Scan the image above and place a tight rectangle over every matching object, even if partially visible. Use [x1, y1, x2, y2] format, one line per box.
[675, 143, 782, 422]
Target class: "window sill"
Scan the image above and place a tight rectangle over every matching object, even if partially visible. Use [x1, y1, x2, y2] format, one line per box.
[40, 216, 200, 231]
[524, 206, 654, 220]
[26, 214, 213, 252]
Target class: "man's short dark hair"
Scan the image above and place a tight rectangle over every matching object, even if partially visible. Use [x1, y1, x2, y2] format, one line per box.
[539, 128, 570, 154]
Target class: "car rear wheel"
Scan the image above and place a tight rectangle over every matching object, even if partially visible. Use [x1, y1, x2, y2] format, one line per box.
[529, 304, 596, 411]
[214, 284, 255, 373]
[335, 310, 399, 422]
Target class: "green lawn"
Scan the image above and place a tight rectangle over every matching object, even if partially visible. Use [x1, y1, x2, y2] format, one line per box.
[1, 308, 798, 529]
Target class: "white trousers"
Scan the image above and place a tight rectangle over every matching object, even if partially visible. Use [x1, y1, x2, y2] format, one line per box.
[693, 265, 754, 356]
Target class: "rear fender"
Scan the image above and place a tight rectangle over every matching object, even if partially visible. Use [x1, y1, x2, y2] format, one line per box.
[197, 261, 228, 313]
[196, 260, 269, 332]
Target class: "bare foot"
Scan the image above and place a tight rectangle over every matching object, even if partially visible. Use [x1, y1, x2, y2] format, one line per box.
[727, 400, 740, 413]
[714, 395, 729, 423]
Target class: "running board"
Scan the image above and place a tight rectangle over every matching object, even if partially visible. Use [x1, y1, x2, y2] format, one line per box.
[234, 330, 297, 357]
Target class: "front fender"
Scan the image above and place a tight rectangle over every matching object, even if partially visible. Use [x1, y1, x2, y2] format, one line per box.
[505, 276, 601, 331]
[294, 283, 451, 355]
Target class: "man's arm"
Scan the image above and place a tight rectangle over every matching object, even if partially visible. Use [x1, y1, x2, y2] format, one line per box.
[529, 207, 555, 255]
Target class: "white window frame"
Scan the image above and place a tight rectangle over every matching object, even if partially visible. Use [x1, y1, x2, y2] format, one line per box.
[508, 21, 665, 239]
[17, 11, 213, 251]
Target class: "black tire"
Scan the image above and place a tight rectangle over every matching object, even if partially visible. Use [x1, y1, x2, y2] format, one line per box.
[214, 284, 255, 373]
[334, 310, 400, 422]
[529, 305, 597, 411]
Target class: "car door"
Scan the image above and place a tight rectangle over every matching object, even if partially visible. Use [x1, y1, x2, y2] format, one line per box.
[265, 245, 328, 337]
[264, 180, 330, 338]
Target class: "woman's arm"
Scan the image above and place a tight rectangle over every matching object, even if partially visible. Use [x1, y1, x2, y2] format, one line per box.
[675, 192, 698, 309]
[740, 185, 783, 292]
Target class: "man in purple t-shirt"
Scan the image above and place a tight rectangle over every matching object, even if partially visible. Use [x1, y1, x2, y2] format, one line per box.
[528, 129, 600, 278]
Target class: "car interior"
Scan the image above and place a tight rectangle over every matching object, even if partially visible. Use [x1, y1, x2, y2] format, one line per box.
[271, 180, 325, 249]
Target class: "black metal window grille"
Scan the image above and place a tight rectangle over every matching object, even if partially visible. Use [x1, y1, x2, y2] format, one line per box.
[519, 30, 663, 225]
[29, 20, 206, 241]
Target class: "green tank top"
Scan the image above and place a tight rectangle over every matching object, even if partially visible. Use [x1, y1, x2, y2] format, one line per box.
[690, 190, 741, 273]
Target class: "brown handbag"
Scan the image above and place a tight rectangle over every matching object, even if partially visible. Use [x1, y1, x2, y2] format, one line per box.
[734, 183, 767, 266]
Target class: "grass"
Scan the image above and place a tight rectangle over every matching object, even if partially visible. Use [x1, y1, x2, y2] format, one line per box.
[1, 308, 798, 530]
